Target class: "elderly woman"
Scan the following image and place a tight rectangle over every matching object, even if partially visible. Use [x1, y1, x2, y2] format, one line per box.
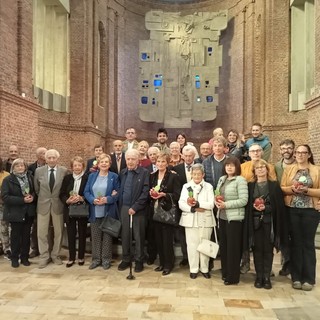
[245, 159, 287, 290]
[179, 163, 215, 279]
[59, 156, 89, 267]
[84, 153, 120, 270]
[281, 144, 320, 291]
[215, 157, 248, 285]
[150, 152, 181, 276]
[1, 158, 36, 268]
[169, 141, 184, 167]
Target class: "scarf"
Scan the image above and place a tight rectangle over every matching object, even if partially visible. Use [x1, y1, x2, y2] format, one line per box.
[73, 171, 85, 195]
[14, 172, 30, 195]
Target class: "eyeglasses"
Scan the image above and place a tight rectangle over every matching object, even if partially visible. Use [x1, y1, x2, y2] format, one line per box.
[280, 147, 293, 151]
[255, 165, 266, 170]
[249, 149, 262, 153]
[295, 151, 308, 156]
[126, 132, 135, 135]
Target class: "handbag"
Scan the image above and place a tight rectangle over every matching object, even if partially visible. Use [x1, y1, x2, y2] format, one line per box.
[153, 194, 179, 226]
[99, 208, 121, 238]
[197, 222, 219, 259]
[68, 202, 88, 218]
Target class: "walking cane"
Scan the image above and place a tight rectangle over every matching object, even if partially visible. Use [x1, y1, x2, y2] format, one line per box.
[127, 214, 135, 280]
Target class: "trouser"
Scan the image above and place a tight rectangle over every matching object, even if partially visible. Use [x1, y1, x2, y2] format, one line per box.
[219, 219, 243, 283]
[146, 206, 157, 261]
[66, 217, 88, 261]
[154, 221, 174, 270]
[90, 218, 112, 263]
[10, 216, 33, 262]
[120, 205, 145, 263]
[289, 207, 319, 284]
[252, 222, 273, 278]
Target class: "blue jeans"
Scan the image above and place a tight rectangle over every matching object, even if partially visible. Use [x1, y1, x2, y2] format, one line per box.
[289, 207, 319, 284]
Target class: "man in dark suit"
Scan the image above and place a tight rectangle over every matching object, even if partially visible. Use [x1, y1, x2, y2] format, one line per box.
[109, 140, 126, 174]
[173, 145, 197, 267]
[85, 144, 104, 173]
[34, 149, 68, 268]
[28, 147, 47, 258]
[118, 149, 149, 273]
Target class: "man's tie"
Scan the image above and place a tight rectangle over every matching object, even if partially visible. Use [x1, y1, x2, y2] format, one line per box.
[116, 154, 121, 173]
[49, 168, 55, 192]
[187, 165, 191, 172]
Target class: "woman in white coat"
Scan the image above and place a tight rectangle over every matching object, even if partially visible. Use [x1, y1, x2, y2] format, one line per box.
[179, 163, 215, 279]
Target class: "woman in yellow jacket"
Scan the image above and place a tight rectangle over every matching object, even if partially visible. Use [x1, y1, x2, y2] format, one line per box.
[281, 144, 320, 291]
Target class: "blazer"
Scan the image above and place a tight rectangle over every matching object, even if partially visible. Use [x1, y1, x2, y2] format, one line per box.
[173, 163, 188, 186]
[1, 172, 36, 222]
[59, 173, 89, 223]
[34, 165, 68, 215]
[119, 166, 149, 214]
[179, 180, 215, 228]
[122, 140, 139, 152]
[109, 153, 127, 175]
[84, 171, 120, 222]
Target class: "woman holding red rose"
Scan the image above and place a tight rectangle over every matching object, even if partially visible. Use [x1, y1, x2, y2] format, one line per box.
[244, 159, 287, 289]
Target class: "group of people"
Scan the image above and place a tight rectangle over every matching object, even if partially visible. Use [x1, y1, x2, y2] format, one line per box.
[0, 124, 319, 293]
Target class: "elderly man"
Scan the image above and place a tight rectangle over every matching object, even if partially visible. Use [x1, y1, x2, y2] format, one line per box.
[122, 127, 139, 152]
[173, 145, 198, 267]
[109, 140, 126, 174]
[118, 149, 149, 273]
[34, 149, 67, 268]
[195, 142, 212, 164]
[4, 145, 19, 172]
[28, 147, 48, 258]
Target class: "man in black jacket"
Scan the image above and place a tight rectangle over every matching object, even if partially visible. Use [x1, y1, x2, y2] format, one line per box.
[118, 149, 149, 273]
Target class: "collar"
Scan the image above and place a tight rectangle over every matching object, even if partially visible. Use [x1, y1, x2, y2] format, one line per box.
[214, 155, 226, 162]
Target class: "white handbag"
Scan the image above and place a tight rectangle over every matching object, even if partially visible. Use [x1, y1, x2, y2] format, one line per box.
[197, 224, 219, 259]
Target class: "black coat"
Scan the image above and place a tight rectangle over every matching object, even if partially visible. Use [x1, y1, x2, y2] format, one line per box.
[243, 180, 288, 252]
[1, 172, 36, 222]
[59, 173, 89, 223]
[109, 153, 127, 175]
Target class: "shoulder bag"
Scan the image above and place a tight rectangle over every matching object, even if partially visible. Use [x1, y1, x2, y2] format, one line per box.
[99, 207, 121, 238]
[69, 202, 89, 218]
[153, 193, 179, 226]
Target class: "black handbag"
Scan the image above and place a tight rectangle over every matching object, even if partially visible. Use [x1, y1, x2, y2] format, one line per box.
[99, 208, 121, 238]
[153, 194, 179, 226]
[69, 202, 88, 218]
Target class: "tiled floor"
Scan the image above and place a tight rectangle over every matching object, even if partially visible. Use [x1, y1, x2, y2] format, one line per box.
[0, 249, 319, 319]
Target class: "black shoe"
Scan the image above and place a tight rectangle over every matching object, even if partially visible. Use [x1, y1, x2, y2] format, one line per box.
[162, 269, 171, 276]
[135, 262, 144, 273]
[254, 277, 263, 289]
[66, 261, 75, 268]
[102, 261, 111, 270]
[179, 258, 189, 267]
[78, 259, 85, 266]
[4, 250, 12, 261]
[11, 260, 19, 268]
[224, 280, 239, 285]
[263, 277, 272, 290]
[118, 261, 130, 271]
[147, 258, 155, 265]
[21, 260, 31, 266]
[190, 272, 198, 279]
[154, 266, 164, 272]
[201, 272, 211, 279]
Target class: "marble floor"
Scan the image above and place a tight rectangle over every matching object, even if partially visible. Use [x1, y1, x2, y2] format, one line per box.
[0, 249, 319, 320]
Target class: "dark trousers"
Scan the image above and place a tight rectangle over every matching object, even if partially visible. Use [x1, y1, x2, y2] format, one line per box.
[10, 216, 33, 262]
[120, 205, 145, 263]
[30, 216, 39, 253]
[146, 207, 157, 261]
[155, 221, 174, 270]
[289, 207, 319, 284]
[219, 219, 243, 283]
[280, 208, 290, 268]
[178, 226, 188, 260]
[252, 222, 273, 278]
[66, 217, 87, 261]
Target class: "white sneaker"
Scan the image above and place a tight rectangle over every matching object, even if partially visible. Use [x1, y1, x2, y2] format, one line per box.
[301, 282, 313, 291]
[292, 281, 302, 290]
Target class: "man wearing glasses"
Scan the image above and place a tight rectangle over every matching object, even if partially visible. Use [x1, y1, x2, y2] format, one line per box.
[122, 128, 139, 152]
[275, 139, 296, 277]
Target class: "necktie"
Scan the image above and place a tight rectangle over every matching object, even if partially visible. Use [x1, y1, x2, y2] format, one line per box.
[116, 154, 121, 173]
[49, 168, 55, 192]
[187, 165, 191, 172]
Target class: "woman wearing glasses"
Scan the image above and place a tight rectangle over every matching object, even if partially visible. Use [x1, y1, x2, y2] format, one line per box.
[281, 145, 320, 291]
[245, 159, 287, 289]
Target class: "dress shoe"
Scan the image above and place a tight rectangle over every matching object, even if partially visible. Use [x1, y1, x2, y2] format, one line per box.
[279, 266, 290, 276]
[263, 277, 272, 290]
[154, 266, 164, 272]
[254, 277, 263, 289]
[38, 259, 50, 269]
[179, 258, 189, 267]
[201, 272, 211, 279]
[162, 269, 171, 276]
[134, 262, 144, 273]
[29, 250, 40, 258]
[190, 272, 198, 279]
[118, 261, 130, 271]
[147, 258, 155, 265]
[11, 260, 19, 268]
[66, 261, 75, 268]
[78, 259, 85, 266]
[224, 280, 239, 286]
[52, 257, 63, 265]
[89, 261, 101, 270]
[102, 261, 111, 270]
[21, 260, 31, 266]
